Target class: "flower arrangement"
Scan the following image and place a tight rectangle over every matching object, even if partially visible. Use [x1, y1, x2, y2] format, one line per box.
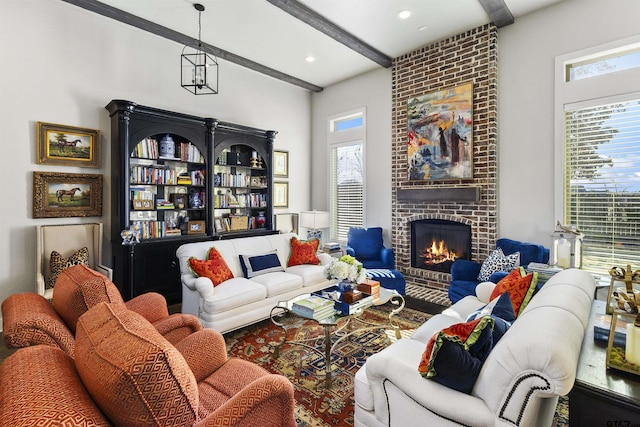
[325, 255, 367, 284]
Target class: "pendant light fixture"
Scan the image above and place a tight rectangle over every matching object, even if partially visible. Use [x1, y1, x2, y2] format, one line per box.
[181, 3, 218, 95]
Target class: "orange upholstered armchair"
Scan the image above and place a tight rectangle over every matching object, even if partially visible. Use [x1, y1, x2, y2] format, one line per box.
[0, 302, 296, 427]
[2, 264, 202, 357]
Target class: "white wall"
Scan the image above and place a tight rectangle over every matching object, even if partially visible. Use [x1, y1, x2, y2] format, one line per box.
[310, 67, 392, 245]
[0, 0, 311, 320]
[498, 0, 640, 247]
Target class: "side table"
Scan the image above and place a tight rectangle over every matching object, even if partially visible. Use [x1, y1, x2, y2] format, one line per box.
[569, 300, 640, 426]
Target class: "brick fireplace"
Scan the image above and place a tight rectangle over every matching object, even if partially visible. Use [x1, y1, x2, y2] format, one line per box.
[391, 24, 498, 294]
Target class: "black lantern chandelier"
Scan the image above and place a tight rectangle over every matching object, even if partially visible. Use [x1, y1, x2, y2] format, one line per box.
[181, 3, 218, 95]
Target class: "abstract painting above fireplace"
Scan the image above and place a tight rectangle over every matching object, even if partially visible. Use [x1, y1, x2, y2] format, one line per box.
[411, 219, 472, 273]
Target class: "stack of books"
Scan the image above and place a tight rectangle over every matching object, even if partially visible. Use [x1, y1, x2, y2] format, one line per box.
[322, 242, 341, 254]
[291, 295, 335, 320]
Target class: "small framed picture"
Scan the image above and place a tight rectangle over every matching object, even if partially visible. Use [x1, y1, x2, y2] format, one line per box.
[187, 220, 206, 235]
[132, 200, 153, 210]
[273, 150, 289, 178]
[214, 217, 225, 232]
[274, 181, 289, 208]
[36, 121, 101, 168]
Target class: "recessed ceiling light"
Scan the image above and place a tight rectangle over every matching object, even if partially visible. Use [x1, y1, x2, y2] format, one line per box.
[305, 55, 316, 63]
[397, 9, 412, 20]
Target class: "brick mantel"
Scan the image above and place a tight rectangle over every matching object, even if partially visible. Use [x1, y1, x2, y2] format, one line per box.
[391, 24, 498, 293]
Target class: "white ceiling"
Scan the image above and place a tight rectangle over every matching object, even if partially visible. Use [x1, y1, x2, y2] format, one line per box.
[76, 0, 564, 90]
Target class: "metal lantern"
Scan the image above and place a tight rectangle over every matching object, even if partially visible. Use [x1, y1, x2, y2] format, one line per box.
[551, 222, 584, 269]
[181, 4, 218, 95]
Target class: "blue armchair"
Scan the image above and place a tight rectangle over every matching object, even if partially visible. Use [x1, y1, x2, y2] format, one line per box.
[448, 238, 550, 303]
[346, 227, 395, 269]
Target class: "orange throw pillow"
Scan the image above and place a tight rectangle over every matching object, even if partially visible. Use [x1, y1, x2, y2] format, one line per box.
[188, 247, 233, 286]
[287, 237, 320, 267]
[489, 267, 538, 317]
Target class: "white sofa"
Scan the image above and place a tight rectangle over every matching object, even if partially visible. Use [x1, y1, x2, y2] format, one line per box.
[176, 232, 334, 333]
[354, 268, 596, 427]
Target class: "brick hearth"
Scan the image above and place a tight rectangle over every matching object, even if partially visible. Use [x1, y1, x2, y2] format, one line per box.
[392, 24, 498, 296]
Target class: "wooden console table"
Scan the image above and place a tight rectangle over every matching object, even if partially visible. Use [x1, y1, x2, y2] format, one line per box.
[569, 300, 640, 426]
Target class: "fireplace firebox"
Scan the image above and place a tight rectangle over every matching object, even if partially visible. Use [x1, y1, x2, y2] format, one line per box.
[411, 219, 471, 273]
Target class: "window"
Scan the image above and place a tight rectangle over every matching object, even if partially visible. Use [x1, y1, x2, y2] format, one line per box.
[330, 142, 364, 241]
[328, 109, 365, 242]
[556, 36, 640, 275]
[564, 97, 640, 272]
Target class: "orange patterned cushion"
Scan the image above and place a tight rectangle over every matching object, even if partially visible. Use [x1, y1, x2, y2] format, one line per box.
[489, 267, 538, 317]
[287, 237, 320, 267]
[75, 302, 198, 426]
[52, 264, 124, 333]
[188, 247, 234, 286]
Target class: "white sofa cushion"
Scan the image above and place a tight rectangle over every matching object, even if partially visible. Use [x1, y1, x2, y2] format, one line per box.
[249, 272, 303, 297]
[286, 264, 327, 286]
[200, 277, 266, 313]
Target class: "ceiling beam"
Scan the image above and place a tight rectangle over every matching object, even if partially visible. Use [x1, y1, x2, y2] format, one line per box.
[478, 0, 515, 27]
[60, 0, 324, 92]
[265, 0, 393, 68]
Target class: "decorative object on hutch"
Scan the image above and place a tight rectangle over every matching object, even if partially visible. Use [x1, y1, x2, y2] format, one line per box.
[606, 264, 640, 375]
[181, 3, 218, 95]
[106, 100, 276, 304]
[551, 220, 584, 269]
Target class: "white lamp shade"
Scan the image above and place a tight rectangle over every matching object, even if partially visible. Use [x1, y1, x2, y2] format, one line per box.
[299, 211, 329, 230]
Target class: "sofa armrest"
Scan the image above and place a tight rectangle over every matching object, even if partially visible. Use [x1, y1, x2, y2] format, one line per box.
[174, 329, 227, 381]
[125, 292, 169, 323]
[450, 259, 482, 281]
[152, 313, 203, 345]
[1, 293, 76, 357]
[203, 374, 296, 427]
[345, 246, 356, 257]
[364, 339, 493, 426]
[380, 247, 395, 269]
[317, 252, 332, 266]
[475, 281, 497, 303]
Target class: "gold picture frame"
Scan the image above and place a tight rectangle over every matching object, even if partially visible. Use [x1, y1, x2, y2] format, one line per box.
[187, 220, 206, 235]
[36, 121, 101, 168]
[33, 171, 103, 218]
[273, 150, 289, 178]
[274, 181, 289, 208]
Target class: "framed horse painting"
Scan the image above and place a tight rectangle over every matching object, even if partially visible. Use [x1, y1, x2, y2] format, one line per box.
[33, 172, 103, 218]
[36, 122, 101, 168]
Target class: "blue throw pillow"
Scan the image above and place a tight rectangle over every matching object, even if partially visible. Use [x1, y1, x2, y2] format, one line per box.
[239, 250, 284, 278]
[467, 292, 515, 345]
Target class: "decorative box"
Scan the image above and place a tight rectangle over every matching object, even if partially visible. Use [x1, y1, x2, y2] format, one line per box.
[357, 279, 380, 295]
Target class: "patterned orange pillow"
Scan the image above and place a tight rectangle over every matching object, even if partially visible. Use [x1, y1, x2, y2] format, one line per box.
[188, 247, 233, 286]
[489, 267, 538, 317]
[287, 237, 320, 267]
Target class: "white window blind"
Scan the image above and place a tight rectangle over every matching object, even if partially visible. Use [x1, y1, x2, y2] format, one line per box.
[330, 142, 363, 241]
[564, 97, 640, 273]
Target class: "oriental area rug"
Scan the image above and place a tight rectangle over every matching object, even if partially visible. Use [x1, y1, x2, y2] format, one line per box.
[224, 303, 569, 427]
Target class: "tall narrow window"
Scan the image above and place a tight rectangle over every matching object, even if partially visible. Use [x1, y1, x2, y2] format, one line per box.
[564, 98, 640, 272]
[330, 142, 364, 241]
[328, 109, 365, 242]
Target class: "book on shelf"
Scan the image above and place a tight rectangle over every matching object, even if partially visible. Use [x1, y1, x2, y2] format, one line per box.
[291, 295, 335, 318]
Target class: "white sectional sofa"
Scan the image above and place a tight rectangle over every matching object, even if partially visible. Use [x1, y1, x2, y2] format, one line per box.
[176, 232, 334, 333]
[354, 268, 596, 427]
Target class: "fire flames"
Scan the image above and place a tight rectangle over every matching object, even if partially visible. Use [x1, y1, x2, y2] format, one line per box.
[420, 239, 458, 266]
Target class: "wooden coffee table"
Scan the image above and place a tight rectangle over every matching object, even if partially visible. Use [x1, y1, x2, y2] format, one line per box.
[569, 300, 640, 426]
[269, 287, 405, 388]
